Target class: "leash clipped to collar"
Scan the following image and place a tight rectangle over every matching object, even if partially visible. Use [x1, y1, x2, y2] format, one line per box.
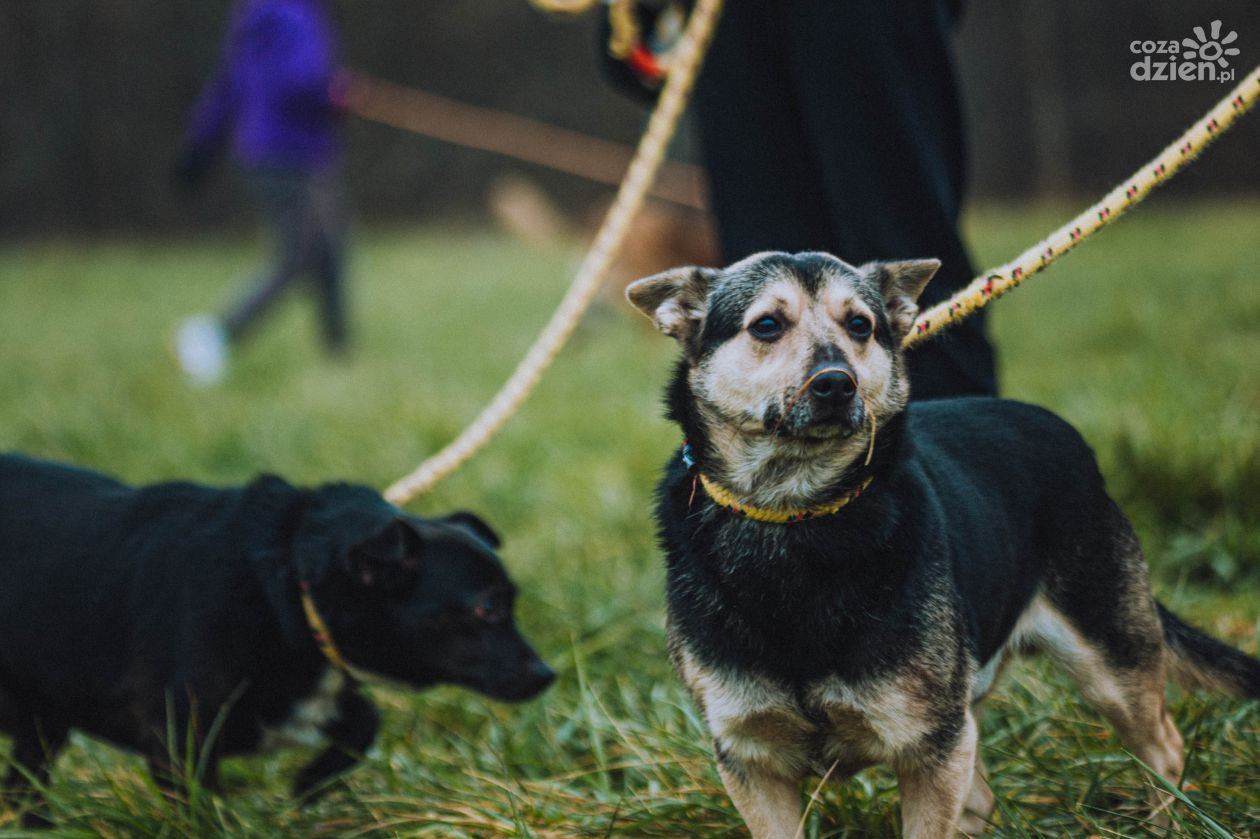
[299, 580, 350, 672]
[683, 443, 872, 524]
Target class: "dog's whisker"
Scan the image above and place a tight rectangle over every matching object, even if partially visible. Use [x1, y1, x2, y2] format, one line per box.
[866, 410, 877, 467]
[772, 397, 790, 437]
[857, 384, 878, 467]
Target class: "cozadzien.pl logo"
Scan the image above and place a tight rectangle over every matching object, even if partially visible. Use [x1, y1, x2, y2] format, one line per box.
[1131, 20, 1240, 83]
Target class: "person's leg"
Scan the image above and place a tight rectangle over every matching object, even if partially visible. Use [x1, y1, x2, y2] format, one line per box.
[223, 169, 312, 343]
[692, 2, 835, 260]
[782, 0, 996, 398]
[304, 169, 349, 355]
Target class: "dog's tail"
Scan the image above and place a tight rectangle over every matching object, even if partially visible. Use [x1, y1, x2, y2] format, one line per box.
[1158, 601, 1260, 699]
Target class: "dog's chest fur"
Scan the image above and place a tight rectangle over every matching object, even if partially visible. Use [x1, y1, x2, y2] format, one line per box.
[258, 667, 345, 751]
[674, 642, 945, 779]
[657, 431, 976, 778]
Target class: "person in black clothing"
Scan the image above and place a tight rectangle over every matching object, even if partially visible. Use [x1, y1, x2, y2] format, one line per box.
[608, 0, 996, 399]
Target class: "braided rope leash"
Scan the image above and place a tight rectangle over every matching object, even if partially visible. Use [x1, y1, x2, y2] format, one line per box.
[384, 0, 724, 506]
[385, 50, 1253, 504]
[905, 65, 1260, 348]
[346, 74, 706, 209]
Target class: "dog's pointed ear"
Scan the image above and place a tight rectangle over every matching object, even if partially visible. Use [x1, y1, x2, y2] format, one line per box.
[625, 266, 717, 347]
[871, 259, 940, 342]
[441, 511, 501, 549]
[343, 517, 423, 590]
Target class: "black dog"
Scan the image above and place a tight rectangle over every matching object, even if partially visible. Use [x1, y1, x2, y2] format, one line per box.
[0, 454, 553, 818]
[627, 252, 1260, 838]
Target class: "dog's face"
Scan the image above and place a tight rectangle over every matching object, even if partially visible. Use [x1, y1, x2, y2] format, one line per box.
[628, 251, 937, 445]
[298, 486, 554, 703]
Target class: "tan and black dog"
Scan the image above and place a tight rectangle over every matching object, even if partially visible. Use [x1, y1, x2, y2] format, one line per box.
[626, 251, 1260, 838]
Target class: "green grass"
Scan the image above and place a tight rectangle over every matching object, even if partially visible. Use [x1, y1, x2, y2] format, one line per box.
[0, 200, 1257, 837]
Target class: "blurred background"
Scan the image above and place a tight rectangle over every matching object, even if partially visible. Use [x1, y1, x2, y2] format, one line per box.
[1, 2, 1258, 836]
[2, 0, 1258, 235]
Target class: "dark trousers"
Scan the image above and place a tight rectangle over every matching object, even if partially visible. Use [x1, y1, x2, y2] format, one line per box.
[693, 0, 995, 398]
[224, 168, 348, 352]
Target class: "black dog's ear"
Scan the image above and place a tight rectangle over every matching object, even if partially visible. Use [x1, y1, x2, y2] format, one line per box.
[442, 511, 501, 549]
[344, 517, 423, 590]
[869, 259, 940, 342]
[625, 266, 717, 350]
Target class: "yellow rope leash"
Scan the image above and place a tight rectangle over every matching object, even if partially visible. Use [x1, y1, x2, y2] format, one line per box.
[906, 65, 1260, 348]
[382, 24, 1253, 505]
[384, 0, 724, 506]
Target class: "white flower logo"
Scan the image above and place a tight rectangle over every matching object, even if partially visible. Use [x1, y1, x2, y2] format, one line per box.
[1183, 20, 1240, 67]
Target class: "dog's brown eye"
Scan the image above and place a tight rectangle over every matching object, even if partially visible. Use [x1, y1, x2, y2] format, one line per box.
[847, 315, 872, 339]
[749, 315, 784, 341]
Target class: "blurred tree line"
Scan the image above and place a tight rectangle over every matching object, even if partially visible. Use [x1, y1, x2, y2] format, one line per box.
[1, 0, 1257, 236]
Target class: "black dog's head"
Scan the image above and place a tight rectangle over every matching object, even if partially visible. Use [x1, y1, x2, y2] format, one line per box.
[293, 484, 553, 703]
[627, 252, 937, 505]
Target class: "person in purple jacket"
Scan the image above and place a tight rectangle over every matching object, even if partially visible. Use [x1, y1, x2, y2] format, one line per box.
[174, 0, 350, 385]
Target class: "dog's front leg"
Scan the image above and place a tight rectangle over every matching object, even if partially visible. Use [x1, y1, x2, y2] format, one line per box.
[292, 688, 380, 802]
[717, 759, 803, 839]
[894, 710, 979, 839]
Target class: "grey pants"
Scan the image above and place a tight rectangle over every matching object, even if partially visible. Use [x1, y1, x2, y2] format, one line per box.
[224, 168, 348, 352]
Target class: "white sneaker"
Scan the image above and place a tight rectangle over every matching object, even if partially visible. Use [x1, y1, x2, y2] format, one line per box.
[175, 315, 229, 386]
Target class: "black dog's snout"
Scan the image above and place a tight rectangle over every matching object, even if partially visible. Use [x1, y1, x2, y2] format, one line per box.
[808, 365, 857, 404]
[524, 659, 556, 693]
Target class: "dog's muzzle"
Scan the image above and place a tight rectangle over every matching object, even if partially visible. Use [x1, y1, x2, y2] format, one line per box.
[804, 361, 862, 427]
[807, 364, 857, 407]
[770, 361, 865, 437]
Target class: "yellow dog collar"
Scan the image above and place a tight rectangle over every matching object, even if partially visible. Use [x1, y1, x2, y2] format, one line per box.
[299, 580, 350, 672]
[697, 473, 872, 524]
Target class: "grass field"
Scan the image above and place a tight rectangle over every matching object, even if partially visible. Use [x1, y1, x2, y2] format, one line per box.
[0, 201, 1257, 837]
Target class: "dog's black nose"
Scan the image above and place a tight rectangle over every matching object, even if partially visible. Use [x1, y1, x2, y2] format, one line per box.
[808, 366, 857, 403]
[523, 659, 556, 694]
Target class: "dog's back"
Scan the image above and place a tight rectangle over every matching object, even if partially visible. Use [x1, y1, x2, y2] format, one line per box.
[902, 398, 1122, 662]
[1, 453, 131, 552]
[0, 454, 141, 691]
[0, 455, 287, 746]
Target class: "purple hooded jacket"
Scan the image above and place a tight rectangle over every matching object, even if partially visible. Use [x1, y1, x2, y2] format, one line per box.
[185, 0, 341, 172]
